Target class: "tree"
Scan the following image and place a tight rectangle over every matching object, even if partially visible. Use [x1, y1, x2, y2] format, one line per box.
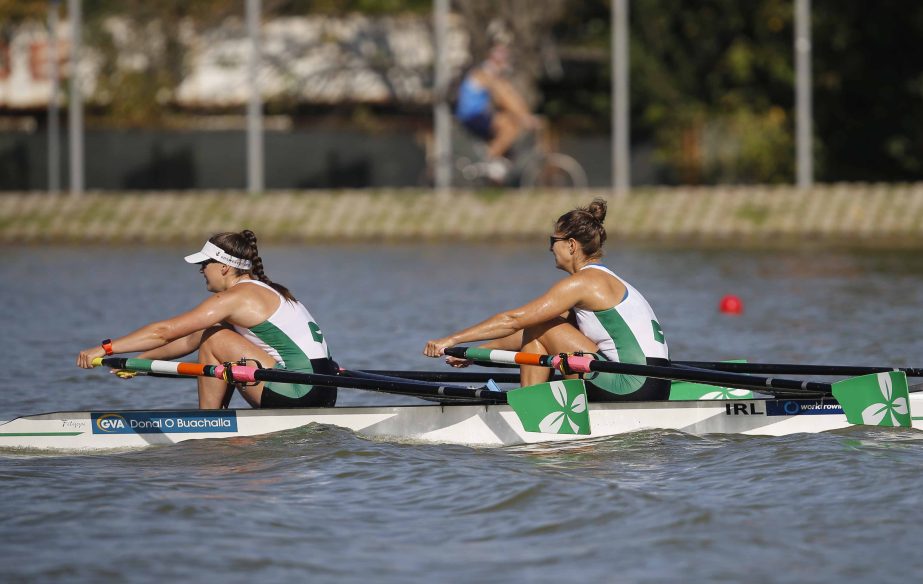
[629, 0, 796, 184]
[813, 0, 923, 181]
[80, 0, 234, 126]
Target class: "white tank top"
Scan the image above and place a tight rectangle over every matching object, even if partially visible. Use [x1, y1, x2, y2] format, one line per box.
[230, 280, 330, 369]
[572, 265, 668, 364]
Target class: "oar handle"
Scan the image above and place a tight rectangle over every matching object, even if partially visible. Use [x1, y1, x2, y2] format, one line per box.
[444, 347, 555, 367]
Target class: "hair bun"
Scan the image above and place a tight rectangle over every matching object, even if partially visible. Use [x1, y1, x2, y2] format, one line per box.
[586, 198, 607, 224]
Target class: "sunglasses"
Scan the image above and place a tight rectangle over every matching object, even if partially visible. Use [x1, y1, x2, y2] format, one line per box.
[548, 235, 570, 249]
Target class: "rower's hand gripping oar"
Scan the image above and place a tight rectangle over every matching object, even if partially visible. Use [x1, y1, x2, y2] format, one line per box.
[445, 347, 914, 428]
[91, 357, 593, 436]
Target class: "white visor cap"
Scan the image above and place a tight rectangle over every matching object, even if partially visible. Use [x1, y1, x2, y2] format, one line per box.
[184, 241, 252, 270]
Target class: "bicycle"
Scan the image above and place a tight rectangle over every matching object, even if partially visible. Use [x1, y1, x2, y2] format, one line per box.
[421, 122, 588, 189]
[453, 126, 587, 189]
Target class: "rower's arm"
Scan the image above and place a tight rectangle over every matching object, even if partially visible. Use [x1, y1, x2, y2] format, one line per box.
[475, 279, 582, 338]
[480, 330, 524, 351]
[138, 331, 207, 361]
[115, 296, 232, 352]
[424, 278, 583, 356]
[77, 294, 238, 368]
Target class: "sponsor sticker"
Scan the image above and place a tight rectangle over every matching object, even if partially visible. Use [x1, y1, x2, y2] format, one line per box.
[765, 400, 844, 417]
[91, 411, 238, 434]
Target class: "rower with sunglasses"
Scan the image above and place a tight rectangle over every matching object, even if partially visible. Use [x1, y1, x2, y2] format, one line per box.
[424, 198, 670, 401]
[76, 229, 337, 409]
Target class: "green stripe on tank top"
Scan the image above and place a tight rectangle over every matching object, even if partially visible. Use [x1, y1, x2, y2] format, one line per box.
[586, 307, 647, 395]
[249, 320, 315, 399]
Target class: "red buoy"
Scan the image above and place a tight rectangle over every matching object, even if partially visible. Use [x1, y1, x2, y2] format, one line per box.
[719, 294, 743, 315]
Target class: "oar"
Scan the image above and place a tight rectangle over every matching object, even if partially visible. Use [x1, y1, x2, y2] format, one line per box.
[444, 347, 914, 428]
[94, 357, 507, 404]
[443, 347, 835, 396]
[674, 360, 923, 377]
[93, 357, 595, 436]
[359, 370, 528, 384]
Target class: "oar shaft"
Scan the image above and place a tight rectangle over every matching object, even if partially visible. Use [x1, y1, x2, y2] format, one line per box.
[361, 370, 524, 383]
[644, 362, 832, 394]
[96, 357, 507, 404]
[676, 361, 923, 377]
[444, 348, 833, 395]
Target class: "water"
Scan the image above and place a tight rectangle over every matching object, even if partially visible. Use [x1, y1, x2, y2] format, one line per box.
[2, 243, 923, 583]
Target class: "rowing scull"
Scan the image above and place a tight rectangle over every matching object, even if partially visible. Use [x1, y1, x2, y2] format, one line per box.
[2, 391, 920, 452]
[2, 355, 915, 452]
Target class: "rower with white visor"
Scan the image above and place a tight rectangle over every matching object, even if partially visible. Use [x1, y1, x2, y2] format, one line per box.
[77, 229, 337, 409]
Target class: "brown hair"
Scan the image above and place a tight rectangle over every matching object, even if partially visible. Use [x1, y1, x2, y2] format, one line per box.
[554, 198, 608, 259]
[209, 230, 296, 302]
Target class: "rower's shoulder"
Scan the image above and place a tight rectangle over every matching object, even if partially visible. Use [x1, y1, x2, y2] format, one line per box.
[214, 281, 264, 304]
[575, 265, 618, 282]
[556, 267, 610, 296]
[574, 265, 626, 294]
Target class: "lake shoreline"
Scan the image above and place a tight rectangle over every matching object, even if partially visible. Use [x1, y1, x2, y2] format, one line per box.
[3, 184, 922, 248]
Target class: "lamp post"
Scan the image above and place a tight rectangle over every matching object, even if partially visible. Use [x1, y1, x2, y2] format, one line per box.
[433, 0, 452, 194]
[612, 0, 629, 194]
[67, 0, 83, 195]
[246, 0, 264, 194]
[795, 0, 813, 188]
[48, 0, 61, 193]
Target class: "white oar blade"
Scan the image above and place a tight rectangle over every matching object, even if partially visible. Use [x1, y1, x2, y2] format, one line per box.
[670, 359, 755, 400]
[669, 380, 754, 400]
[831, 372, 912, 428]
[507, 380, 590, 435]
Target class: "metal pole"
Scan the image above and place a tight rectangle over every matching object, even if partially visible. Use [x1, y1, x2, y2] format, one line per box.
[433, 0, 452, 194]
[67, 0, 83, 195]
[795, 0, 813, 188]
[612, 0, 629, 194]
[246, 0, 264, 194]
[48, 0, 61, 193]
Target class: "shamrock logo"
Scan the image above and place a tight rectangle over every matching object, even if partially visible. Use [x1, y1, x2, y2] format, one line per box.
[861, 373, 909, 426]
[699, 387, 753, 400]
[538, 381, 588, 434]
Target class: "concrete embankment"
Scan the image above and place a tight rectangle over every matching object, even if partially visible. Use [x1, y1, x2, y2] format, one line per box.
[2, 184, 922, 247]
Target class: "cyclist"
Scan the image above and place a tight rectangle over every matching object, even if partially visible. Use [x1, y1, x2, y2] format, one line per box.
[455, 40, 539, 183]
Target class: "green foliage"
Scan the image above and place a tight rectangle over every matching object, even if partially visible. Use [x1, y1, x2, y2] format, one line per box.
[0, 0, 47, 24]
[812, 0, 923, 181]
[3, 0, 922, 183]
[546, 0, 797, 184]
[630, 0, 794, 184]
[80, 0, 235, 127]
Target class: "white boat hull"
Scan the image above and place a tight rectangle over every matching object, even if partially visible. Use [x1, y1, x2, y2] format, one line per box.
[3, 394, 921, 452]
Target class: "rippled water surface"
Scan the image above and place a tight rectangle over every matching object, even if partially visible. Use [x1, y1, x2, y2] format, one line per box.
[3, 243, 923, 583]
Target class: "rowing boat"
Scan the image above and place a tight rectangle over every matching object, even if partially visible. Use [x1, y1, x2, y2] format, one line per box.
[2, 353, 916, 452]
[2, 390, 920, 452]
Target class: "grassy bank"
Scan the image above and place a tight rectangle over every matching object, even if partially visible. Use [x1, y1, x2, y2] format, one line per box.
[2, 184, 922, 248]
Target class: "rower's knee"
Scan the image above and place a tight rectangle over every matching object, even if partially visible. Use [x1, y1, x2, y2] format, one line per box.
[522, 316, 569, 346]
[198, 326, 234, 361]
